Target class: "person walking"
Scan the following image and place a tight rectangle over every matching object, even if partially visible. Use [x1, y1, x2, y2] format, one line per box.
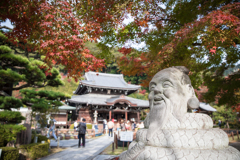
[74, 120, 78, 131]
[107, 119, 114, 137]
[47, 116, 58, 142]
[121, 120, 126, 131]
[218, 119, 222, 128]
[131, 121, 135, 131]
[132, 121, 137, 131]
[78, 118, 87, 148]
[116, 121, 120, 131]
[103, 119, 107, 134]
[125, 120, 130, 131]
[105, 121, 108, 135]
[94, 122, 98, 134]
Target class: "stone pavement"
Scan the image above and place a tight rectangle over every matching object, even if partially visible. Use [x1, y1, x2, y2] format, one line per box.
[93, 155, 118, 160]
[40, 135, 114, 160]
[49, 139, 91, 148]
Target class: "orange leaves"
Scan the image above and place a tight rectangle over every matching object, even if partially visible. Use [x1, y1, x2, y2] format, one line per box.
[118, 47, 132, 55]
[209, 46, 217, 55]
[36, 1, 105, 79]
[52, 60, 56, 65]
[138, 20, 148, 27]
[59, 46, 64, 50]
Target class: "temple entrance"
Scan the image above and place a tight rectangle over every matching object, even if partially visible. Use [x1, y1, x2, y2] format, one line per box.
[95, 111, 130, 123]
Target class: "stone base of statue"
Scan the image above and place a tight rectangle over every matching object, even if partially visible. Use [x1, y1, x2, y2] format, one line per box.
[120, 113, 240, 160]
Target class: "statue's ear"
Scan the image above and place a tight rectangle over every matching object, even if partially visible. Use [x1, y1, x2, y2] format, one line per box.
[187, 84, 199, 109]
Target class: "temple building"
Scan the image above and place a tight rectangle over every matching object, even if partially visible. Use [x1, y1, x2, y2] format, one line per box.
[66, 71, 149, 124]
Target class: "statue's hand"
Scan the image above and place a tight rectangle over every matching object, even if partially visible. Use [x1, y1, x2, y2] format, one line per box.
[119, 141, 145, 160]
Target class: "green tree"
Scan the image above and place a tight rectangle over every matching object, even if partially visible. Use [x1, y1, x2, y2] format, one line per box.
[20, 89, 70, 128]
[212, 105, 237, 129]
[0, 32, 66, 144]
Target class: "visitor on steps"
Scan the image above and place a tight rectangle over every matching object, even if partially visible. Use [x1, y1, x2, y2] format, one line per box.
[107, 119, 114, 137]
[78, 118, 87, 148]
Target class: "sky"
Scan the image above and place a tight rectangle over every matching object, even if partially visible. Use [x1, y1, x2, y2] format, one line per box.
[1, 19, 13, 29]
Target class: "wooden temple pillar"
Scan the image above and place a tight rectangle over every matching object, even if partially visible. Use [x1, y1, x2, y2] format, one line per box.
[109, 110, 112, 120]
[125, 112, 128, 121]
[137, 112, 140, 123]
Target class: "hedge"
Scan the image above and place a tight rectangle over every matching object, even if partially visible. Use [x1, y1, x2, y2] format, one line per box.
[86, 123, 92, 129]
[0, 135, 4, 147]
[31, 135, 48, 143]
[69, 124, 74, 129]
[0, 147, 19, 160]
[19, 143, 49, 160]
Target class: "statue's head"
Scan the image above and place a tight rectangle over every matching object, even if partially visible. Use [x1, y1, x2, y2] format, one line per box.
[149, 66, 198, 119]
[147, 66, 199, 139]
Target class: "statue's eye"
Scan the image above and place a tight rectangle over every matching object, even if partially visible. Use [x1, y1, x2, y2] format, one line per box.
[163, 81, 172, 88]
[149, 84, 156, 91]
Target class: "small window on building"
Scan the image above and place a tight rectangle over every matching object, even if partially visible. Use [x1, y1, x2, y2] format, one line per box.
[107, 90, 111, 94]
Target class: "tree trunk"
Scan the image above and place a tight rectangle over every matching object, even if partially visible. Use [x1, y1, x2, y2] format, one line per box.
[226, 121, 230, 129]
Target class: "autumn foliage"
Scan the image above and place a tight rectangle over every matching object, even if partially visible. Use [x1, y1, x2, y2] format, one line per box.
[118, 2, 240, 87]
[1, 0, 240, 109]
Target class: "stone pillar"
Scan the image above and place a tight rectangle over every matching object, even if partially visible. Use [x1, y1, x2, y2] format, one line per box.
[93, 110, 98, 124]
[137, 112, 140, 123]
[125, 112, 128, 121]
[109, 110, 112, 120]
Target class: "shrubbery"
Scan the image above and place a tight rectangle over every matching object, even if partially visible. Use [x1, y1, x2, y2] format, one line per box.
[86, 123, 92, 129]
[229, 121, 240, 129]
[19, 143, 49, 160]
[69, 124, 74, 129]
[31, 135, 48, 143]
[0, 134, 4, 147]
[0, 147, 19, 160]
[0, 124, 26, 146]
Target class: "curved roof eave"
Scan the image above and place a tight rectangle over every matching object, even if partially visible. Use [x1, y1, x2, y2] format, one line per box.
[81, 82, 140, 90]
[68, 94, 149, 107]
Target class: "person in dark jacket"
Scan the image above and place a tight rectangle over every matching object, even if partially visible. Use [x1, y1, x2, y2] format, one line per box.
[78, 118, 87, 148]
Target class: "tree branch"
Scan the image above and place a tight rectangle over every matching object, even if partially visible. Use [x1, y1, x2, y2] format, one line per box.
[149, 18, 184, 26]
[12, 66, 26, 69]
[192, 43, 202, 46]
[11, 47, 22, 54]
[3, 83, 47, 91]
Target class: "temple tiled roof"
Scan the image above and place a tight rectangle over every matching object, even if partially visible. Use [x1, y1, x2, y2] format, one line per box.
[68, 94, 149, 107]
[80, 71, 140, 90]
[199, 102, 217, 112]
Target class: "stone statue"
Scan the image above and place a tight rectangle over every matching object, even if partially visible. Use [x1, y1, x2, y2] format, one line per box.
[120, 66, 240, 160]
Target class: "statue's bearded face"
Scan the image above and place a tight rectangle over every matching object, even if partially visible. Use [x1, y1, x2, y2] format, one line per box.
[149, 68, 189, 115]
[147, 68, 192, 139]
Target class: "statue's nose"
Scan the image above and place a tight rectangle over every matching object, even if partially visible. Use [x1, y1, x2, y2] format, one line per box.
[153, 85, 162, 94]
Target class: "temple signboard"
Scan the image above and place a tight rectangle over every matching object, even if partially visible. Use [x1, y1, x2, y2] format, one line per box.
[120, 131, 133, 142]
